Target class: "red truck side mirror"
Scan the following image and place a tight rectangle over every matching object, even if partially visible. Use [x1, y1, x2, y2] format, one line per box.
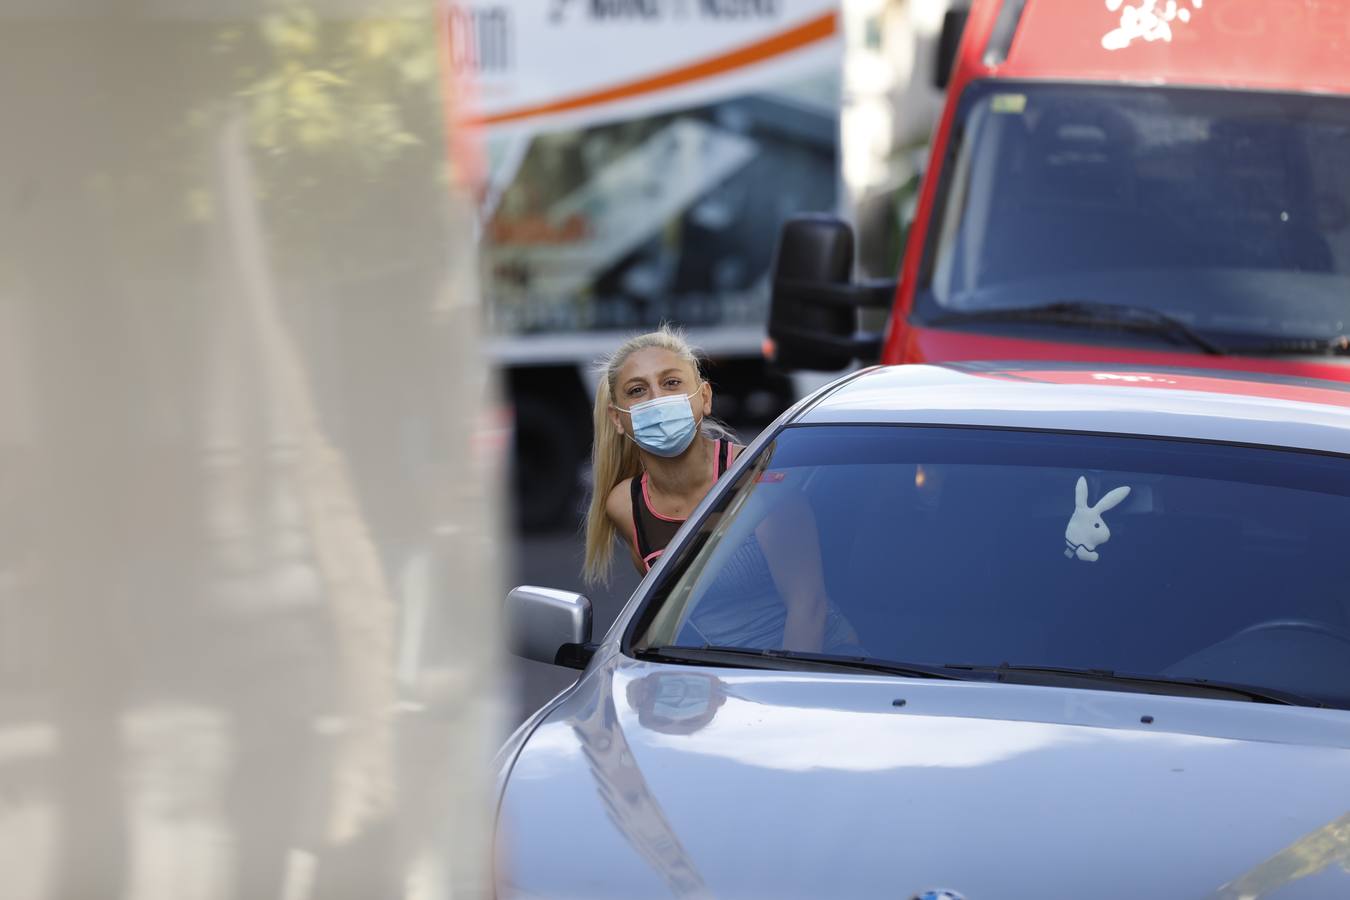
[935, 8, 970, 90]
[767, 215, 895, 372]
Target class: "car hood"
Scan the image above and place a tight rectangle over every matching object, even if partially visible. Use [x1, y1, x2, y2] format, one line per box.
[497, 655, 1350, 900]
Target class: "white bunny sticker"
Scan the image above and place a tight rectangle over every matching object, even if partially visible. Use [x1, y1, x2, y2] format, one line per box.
[1064, 476, 1131, 562]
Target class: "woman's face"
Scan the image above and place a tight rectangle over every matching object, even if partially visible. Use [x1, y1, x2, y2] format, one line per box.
[610, 347, 712, 438]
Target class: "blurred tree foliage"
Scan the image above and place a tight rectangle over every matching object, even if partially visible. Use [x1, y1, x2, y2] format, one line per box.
[24, 1, 459, 320]
[228, 2, 439, 169]
[202, 0, 454, 286]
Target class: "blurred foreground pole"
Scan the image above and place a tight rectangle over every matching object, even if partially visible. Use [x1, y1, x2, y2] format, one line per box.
[0, 1, 502, 897]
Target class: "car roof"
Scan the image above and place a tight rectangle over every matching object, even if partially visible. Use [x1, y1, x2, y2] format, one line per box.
[978, 0, 1350, 95]
[795, 362, 1350, 456]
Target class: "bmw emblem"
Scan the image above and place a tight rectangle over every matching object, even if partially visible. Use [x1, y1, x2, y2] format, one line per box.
[912, 892, 966, 900]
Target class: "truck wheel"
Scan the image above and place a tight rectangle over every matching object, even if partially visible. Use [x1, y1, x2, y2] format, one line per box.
[511, 393, 584, 533]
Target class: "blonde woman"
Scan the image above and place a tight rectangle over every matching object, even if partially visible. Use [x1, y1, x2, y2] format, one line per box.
[583, 327, 738, 580]
[583, 327, 856, 653]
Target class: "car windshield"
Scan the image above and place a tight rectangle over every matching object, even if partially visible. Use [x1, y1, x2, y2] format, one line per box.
[915, 83, 1350, 347]
[631, 425, 1350, 709]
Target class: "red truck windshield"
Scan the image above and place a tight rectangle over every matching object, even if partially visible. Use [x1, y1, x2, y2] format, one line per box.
[914, 82, 1350, 351]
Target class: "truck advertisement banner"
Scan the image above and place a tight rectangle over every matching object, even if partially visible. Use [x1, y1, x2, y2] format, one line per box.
[448, 1, 841, 349]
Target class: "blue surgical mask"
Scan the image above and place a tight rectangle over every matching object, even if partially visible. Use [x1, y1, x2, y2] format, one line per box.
[614, 389, 701, 458]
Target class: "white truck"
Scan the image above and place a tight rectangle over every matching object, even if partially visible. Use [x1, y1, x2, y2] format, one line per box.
[448, 0, 842, 529]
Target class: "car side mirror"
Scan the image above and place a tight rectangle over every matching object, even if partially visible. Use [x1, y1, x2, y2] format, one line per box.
[767, 215, 894, 372]
[505, 585, 595, 669]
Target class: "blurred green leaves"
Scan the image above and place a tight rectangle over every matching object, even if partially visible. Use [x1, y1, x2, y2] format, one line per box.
[229, 1, 440, 170]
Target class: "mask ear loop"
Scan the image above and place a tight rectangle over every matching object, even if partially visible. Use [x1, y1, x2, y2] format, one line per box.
[609, 401, 637, 453]
[679, 383, 710, 436]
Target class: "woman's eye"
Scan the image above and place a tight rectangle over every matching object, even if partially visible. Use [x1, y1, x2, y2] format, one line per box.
[665, 379, 681, 388]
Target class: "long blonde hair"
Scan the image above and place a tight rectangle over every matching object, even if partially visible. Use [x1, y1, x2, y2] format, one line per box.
[583, 326, 724, 585]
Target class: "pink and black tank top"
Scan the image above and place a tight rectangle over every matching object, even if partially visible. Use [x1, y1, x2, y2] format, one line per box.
[631, 439, 732, 572]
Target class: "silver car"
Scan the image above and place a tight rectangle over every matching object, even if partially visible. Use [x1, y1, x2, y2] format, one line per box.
[496, 363, 1350, 900]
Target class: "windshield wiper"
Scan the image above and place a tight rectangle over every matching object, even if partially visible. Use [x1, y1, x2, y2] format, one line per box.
[636, 649, 1327, 706]
[1224, 334, 1350, 357]
[929, 300, 1227, 356]
[945, 663, 1321, 707]
[636, 646, 969, 681]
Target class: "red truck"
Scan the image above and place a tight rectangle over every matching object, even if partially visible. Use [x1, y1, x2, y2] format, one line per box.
[769, 0, 1350, 382]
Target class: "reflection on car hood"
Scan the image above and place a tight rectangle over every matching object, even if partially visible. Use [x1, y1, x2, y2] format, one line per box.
[497, 655, 1350, 900]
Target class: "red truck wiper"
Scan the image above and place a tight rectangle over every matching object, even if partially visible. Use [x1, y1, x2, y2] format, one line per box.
[929, 300, 1227, 356]
[1225, 334, 1350, 357]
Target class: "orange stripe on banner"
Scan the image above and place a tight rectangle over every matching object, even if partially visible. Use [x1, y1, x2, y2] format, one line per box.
[466, 11, 837, 127]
